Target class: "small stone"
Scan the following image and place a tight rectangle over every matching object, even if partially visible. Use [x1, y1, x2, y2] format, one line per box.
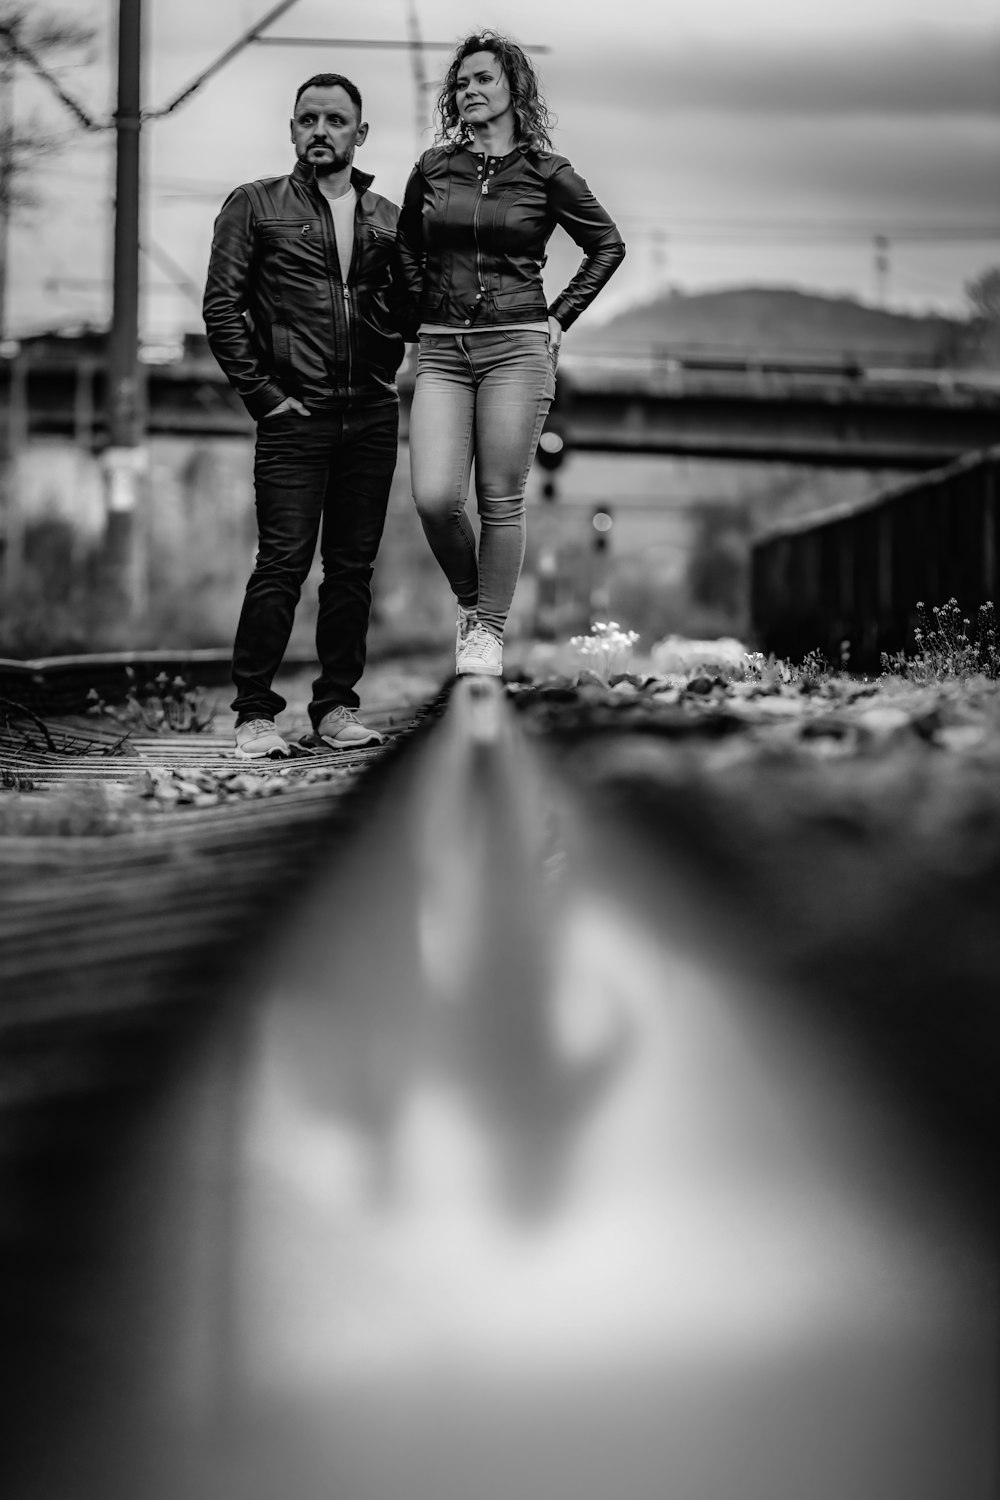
[225, 773, 261, 795]
[800, 717, 851, 740]
[855, 706, 913, 738]
[935, 724, 987, 752]
[733, 694, 804, 717]
[651, 634, 749, 676]
[172, 779, 204, 802]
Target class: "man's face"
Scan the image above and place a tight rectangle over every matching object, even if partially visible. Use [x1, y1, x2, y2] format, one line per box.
[290, 85, 368, 175]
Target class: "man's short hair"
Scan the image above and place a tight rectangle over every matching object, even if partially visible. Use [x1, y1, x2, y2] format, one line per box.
[294, 73, 363, 116]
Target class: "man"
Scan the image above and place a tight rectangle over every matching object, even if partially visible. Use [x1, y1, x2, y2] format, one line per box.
[204, 73, 405, 757]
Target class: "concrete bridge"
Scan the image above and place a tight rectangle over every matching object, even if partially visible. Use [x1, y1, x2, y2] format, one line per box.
[557, 351, 1000, 469]
[4, 331, 998, 469]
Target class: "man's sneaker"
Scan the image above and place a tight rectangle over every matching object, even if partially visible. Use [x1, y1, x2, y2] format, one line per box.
[456, 602, 477, 665]
[456, 623, 503, 677]
[316, 705, 386, 748]
[234, 718, 291, 760]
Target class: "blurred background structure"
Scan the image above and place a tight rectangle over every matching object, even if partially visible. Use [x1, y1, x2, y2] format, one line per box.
[0, 0, 998, 660]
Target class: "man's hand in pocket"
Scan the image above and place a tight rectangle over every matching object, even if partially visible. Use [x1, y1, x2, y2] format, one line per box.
[262, 397, 310, 419]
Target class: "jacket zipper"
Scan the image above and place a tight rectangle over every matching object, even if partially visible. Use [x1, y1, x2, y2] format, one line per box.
[340, 213, 355, 395]
[342, 284, 353, 392]
[317, 184, 353, 392]
[473, 165, 488, 314]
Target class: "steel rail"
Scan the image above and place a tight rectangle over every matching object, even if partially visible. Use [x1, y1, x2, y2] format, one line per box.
[1, 675, 994, 1499]
[0, 696, 435, 1122]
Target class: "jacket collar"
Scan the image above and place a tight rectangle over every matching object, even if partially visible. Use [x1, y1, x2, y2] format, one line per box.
[292, 160, 374, 196]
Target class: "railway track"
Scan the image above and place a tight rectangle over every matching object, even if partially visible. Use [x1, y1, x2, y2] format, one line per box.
[1, 670, 996, 1500]
[0, 688, 431, 1112]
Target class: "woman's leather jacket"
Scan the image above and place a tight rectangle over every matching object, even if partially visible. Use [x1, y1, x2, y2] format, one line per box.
[396, 145, 626, 334]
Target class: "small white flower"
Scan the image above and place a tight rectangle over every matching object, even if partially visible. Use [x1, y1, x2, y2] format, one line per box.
[566, 621, 640, 682]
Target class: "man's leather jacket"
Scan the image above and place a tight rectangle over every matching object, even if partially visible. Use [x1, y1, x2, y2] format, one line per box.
[203, 163, 405, 419]
[396, 145, 626, 333]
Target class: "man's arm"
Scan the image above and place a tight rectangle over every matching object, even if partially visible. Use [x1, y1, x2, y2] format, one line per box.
[203, 187, 288, 420]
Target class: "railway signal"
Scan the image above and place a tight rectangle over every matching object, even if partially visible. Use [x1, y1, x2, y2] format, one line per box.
[535, 423, 567, 501]
[536, 429, 565, 470]
[591, 504, 614, 551]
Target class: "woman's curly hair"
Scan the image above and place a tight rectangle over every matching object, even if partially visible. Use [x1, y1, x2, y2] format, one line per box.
[434, 31, 554, 151]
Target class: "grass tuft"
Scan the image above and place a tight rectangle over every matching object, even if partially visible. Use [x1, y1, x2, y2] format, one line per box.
[881, 599, 1000, 683]
[86, 668, 218, 733]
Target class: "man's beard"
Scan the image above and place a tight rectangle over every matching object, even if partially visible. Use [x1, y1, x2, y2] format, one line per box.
[302, 143, 350, 176]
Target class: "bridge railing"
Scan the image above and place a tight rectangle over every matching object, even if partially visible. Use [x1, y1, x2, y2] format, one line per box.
[750, 445, 1000, 670]
[561, 343, 1000, 395]
[4, 336, 999, 461]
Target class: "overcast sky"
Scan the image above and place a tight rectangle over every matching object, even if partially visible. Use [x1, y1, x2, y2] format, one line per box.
[7, 0, 1000, 341]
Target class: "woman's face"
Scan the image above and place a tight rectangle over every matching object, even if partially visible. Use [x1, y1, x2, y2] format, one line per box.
[454, 50, 513, 130]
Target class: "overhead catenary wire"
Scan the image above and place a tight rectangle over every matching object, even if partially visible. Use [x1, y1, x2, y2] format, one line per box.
[618, 219, 1000, 245]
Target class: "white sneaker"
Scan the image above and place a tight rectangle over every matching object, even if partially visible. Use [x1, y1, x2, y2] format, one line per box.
[456, 623, 503, 677]
[234, 718, 291, 760]
[456, 602, 477, 666]
[316, 705, 386, 748]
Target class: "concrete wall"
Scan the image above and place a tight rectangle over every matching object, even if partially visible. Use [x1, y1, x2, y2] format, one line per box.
[1, 432, 907, 656]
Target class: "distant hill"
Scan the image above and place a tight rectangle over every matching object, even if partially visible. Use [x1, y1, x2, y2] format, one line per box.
[574, 285, 995, 368]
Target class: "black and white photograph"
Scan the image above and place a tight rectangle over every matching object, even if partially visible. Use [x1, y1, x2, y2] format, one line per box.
[0, 2, 997, 1496]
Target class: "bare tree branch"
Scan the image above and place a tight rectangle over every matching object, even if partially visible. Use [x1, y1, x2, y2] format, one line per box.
[965, 267, 1000, 326]
[0, 4, 102, 135]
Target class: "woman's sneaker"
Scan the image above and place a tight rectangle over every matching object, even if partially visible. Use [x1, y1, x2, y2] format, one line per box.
[456, 603, 477, 667]
[316, 705, 386, 747]
[456, 623, 503, 677]
[234, 718, 291, 760]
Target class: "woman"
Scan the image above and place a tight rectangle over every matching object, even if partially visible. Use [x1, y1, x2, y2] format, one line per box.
[397, 31, 625, 676]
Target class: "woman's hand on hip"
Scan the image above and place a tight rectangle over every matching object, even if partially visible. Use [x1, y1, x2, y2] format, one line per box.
[547, 315, 563, 349]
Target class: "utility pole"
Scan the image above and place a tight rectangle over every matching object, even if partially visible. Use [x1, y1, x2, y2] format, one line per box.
[652, 228, 670, 292]
[873, 234, 890, 309]
[104, 0, 144, 613]
[0, 19, 15, 345]
[0, 22, 16, 601]
[403, 0, 429, 152]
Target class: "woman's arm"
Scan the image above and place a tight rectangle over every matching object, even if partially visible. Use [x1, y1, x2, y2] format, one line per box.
[545, 159, 626, 332]
[392, 161, 428, 339]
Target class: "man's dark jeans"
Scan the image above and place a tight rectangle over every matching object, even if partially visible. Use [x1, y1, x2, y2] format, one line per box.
[232, 400, 398, 730]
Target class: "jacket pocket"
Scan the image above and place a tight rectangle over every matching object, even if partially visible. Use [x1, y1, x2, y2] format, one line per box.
[271, 322, 292, 374]
[360, 221, 397, 246]
[419, 290, 449, 318]
[491, 287, 548, 314]
[258, 218, 321, 240]
[355, 225, 398, 285]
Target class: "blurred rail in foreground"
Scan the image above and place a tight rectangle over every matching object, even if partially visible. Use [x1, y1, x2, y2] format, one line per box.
[752, 444, 1000, 669]
[1, 676, 995, 1500]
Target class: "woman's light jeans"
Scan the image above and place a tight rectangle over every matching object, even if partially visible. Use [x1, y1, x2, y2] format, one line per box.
[409, 328, 557, 638]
